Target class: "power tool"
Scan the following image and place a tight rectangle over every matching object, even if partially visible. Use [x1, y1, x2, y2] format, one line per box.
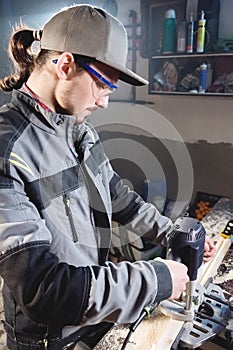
[160, 216, 206, 321]
[159, 216, 233, 349]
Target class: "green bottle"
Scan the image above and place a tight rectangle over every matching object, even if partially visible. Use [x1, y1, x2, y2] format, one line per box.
[162, 9, 177, 54]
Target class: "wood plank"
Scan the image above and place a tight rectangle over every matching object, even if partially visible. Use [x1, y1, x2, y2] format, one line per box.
[200, 235, 231, 286]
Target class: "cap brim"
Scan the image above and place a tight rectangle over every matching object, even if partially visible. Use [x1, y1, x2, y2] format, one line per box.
[96, 58, 148, 86]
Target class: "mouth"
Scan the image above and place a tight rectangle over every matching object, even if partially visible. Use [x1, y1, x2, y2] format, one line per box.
[84, 107, 98, 118]
[87, 107, 98, 113]
[75, 107, 98, 123]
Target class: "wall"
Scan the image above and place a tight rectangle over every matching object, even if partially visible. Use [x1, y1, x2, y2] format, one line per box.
[93, 0, 233, 203]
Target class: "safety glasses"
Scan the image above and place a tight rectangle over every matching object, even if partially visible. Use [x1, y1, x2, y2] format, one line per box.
[52, 57, 118, 98]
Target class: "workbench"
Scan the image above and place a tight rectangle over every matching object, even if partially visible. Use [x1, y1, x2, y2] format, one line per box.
[94, 198, 233, 350]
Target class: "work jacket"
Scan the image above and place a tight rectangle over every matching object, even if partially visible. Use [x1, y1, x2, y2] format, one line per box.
[0, 90, 173, 349]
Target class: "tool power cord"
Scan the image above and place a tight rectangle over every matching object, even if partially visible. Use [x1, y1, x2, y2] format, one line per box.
[120, 302, 158, 350]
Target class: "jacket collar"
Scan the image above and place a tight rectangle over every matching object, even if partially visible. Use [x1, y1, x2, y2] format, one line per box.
[11, 89, 86, 141]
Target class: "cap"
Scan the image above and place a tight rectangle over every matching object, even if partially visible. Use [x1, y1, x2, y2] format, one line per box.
[165, 9, 176, 19]
[40, 4, 148, 86]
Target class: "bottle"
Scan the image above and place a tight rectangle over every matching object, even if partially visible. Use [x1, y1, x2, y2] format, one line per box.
[186, 12, 194, 53]
[177, 20, 187, 53]
[199, 63, 207, 93]
[206, 63, 213, 90]
[196, 10, 206, 53]
[162, 9, 177, 54]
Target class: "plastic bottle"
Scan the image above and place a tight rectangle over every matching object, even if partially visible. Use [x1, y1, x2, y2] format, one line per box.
[162, 9, 177, 54]
[186, 12, 194, 53]
[177, 21, 187, 53]
[197, 10, 206, 53]
[199, 63, 207, 93]
[206, 63, 213, 90]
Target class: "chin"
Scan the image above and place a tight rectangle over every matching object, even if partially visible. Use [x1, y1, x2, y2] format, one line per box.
[75, 114, 88, 124]
[75, 108, 95, 124]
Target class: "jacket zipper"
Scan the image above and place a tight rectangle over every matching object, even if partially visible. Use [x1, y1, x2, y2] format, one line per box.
[64, 193, 79, 243]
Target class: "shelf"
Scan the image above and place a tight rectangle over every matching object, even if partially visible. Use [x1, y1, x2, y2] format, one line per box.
[149, 90, 233, 96]
[149, 53, 233, 95]
[151, 52, 233, 59]
[142, 0, 232, 97]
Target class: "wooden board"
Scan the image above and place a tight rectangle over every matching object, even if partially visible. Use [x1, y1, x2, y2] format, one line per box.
[200, 235, 231, 286]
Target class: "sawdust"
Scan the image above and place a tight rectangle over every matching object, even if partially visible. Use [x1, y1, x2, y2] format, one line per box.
[214, 245, 233, 284]
[214, 245, 233, 296]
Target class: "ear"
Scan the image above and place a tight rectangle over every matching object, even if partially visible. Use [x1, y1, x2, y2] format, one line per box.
[54, 52, 75, 79]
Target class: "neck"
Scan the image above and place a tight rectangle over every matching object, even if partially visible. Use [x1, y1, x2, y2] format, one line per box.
[23, 83, 52, 112]
[26, 69, 57, 112]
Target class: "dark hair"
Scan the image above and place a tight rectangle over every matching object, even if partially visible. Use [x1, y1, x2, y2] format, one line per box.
[0, 27, 40, 91]
[0, 25, 96, 92]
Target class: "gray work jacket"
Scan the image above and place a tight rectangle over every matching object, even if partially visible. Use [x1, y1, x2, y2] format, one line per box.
[0, 90, 172, 349]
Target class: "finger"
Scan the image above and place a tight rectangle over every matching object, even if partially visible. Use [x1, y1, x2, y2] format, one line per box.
[209, 241, 216, 250]
[204, 242, 210, 252]
[208, 245, 216, 255]
[203, 250, 215, 262]
[204, 247, 215, 255]
[204, 251, 212, 257]
[203, 256, 212, 262]
[204, 238, 216, 257]
[204, 253, 214, 261]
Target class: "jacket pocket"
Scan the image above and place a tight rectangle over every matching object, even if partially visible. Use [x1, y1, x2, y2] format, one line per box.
[3, 320, 48, 349]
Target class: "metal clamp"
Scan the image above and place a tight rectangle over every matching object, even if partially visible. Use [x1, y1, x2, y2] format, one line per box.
[178, 283, 231, 349]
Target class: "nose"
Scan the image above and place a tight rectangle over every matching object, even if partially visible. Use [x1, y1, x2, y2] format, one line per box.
[95, 95, 109, 109]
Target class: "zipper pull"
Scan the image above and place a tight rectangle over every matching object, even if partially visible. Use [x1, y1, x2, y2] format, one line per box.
[43, 338, 48, 349]
[64, 194, 70, 216]
[66, 197, 70, 207]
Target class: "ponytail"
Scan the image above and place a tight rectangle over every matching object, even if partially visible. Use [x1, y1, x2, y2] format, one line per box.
[0, 26, 42, 92]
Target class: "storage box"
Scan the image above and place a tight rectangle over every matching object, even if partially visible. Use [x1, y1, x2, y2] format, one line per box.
[188, 191, 223, 220]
